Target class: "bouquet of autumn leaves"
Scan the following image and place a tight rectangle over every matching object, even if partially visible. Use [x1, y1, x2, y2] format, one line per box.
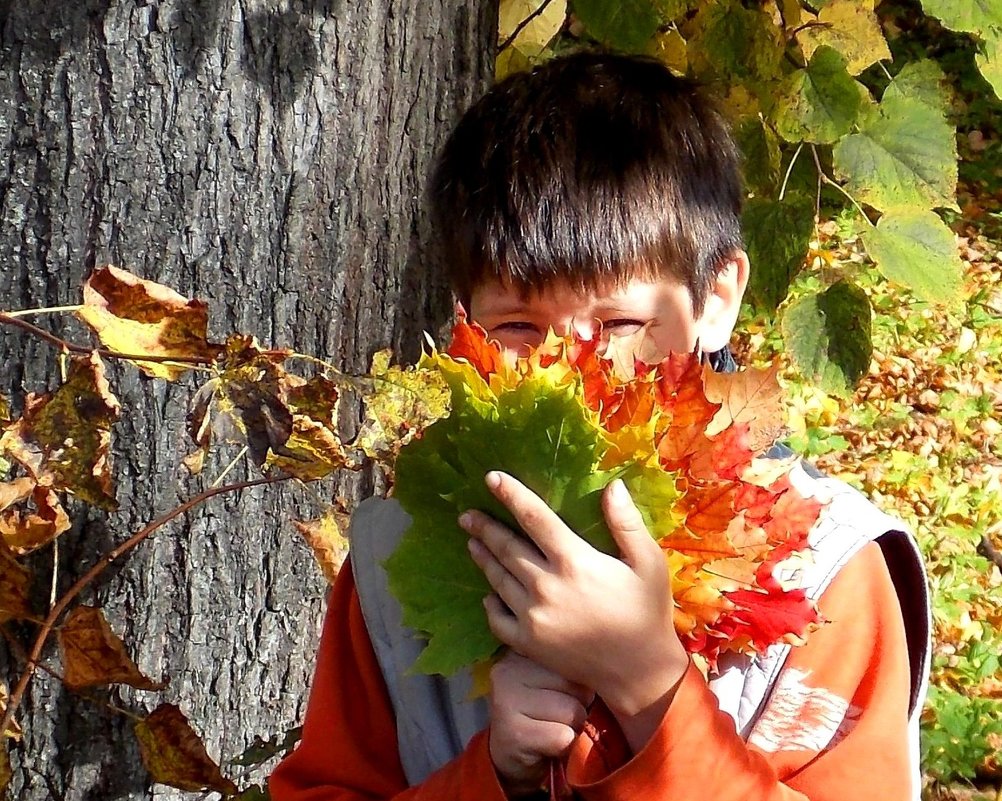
[385, 316, 826, 677]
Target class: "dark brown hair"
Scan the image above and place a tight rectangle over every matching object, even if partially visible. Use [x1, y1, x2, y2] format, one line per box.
[429, 51, 744, 314]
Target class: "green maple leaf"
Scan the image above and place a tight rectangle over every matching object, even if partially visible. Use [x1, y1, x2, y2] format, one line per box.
[386, 368, 680, 676]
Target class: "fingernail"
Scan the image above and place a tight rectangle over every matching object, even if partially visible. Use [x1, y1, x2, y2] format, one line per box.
[468, 538, 484, 558]
[458, 512, 473, 530]
[485, 471, 502, 490]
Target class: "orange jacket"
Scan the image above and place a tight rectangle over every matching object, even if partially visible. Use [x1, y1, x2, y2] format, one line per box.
[270, 541, 912, 800]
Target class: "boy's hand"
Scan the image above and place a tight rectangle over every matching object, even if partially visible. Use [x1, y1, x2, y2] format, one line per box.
[487, 651, 593, 798]
[461, 473, 689, 751]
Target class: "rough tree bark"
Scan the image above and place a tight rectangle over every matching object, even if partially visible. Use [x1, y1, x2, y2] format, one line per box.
[0, 1, 496, 798]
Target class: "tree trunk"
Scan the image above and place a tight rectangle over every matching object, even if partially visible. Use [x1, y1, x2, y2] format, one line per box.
[0, 1, 496, 798]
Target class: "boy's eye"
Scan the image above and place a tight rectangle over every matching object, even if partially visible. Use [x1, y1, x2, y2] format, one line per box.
[602, 319, 646, 333]
[493, 321, 539, 333]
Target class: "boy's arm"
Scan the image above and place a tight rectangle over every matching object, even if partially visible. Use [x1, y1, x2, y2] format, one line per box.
[565, 541, 914, 800]
[268, 563, 510, 801]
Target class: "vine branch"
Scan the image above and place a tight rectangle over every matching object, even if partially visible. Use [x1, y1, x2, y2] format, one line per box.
[0, 475, 289, 736]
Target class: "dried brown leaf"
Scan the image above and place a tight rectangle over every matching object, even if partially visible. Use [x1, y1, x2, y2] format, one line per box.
[266, 376, 351, 480]
[293, 509, 349, 584]
[0, 485, 71, 554]
[0, 682, 22, 741]
[0, 741, 9, 794]
[0, 353, 120, 510]
[58, 606, 164, 691]
[0, 546, 32, 625]
[77, 265, 221, 380]
[702, 364, 785, 452]
[135, 704, 237, 794]
[0, 478, 34, 513]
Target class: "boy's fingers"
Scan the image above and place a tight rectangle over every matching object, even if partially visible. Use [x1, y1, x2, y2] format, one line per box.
[468, 538, 529, 614]
[602, 479, 658, 570]
[484, 472, 579, 561]
[484, 592, 521, 647]
[460, 510, 546, 582]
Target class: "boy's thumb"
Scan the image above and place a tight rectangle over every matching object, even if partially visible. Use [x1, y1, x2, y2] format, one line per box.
[603, 479, 655, 567]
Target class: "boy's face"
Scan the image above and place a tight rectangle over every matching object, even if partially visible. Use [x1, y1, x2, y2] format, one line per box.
[469, 255, 748, 361]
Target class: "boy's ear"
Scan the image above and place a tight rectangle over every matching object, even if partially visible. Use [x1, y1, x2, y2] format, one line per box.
[695, 250, 749, 354]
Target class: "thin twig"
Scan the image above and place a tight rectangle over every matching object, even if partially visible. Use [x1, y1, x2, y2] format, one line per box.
[0, 475, 288, 736]
[49, 538, 58, 612]
[779, 142, 805, 202]
[811, 145, 872, 224]
[0, 312, 213, 366]
[3, 305, 85, 318]
[499, 0, 557, 52]
[878, 61, 893, 82]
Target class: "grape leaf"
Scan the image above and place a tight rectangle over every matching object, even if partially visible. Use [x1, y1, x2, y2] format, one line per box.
[0, 354, 120, 510]
[573, 0, 662, 51]
[687, 0, 785, 84]
[59, 606, 165, 691]
[781, 280, 873, 395]
[77, 265, 221, 380]
[135, 704, 237, 794]
[884, 60, 951, 117]
[797, 0, 892, 76]
[743, 193, 816, 311]
[977, 32, 1002, 100]
[861, 209, 964, 305]
[918, 0, 1002, 34]
[773, 46, 863, 144]
[735, 117, 783, 195]
[833, 91, 958, 211]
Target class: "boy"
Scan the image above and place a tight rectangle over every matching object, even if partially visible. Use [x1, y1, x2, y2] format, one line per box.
[270, 52, 929, 800]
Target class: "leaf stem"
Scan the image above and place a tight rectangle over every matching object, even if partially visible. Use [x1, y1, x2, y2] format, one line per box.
[0, 475, 288, 737]
[211, 446, 248, 488]
[779, 142, 805, 202]
[810, 145, 872, 225]
[499, 0, 557, 52]
[2, 305, 84, 318]
[0, 312, 215, 366]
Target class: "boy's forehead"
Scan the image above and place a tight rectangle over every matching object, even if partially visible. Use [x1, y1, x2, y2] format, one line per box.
[470, 274, 691, 311]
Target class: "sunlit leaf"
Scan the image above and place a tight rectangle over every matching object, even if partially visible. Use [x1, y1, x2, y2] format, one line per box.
[77, 265, 221, 381]
[58, 606, 165, 691]
[135, 704, 237, 794]
[648, 28, 688, 75]
[0, 485, 71, 555]
[918, 0, 1002, 34]
[833, 90, 958, 211]
[797, 0, 891, 75]
[977, 32, 1002, 100]
[743, 193, 816, 311]
[773, 46, 863, 144]
[883, 59, 951, 117]
[782, 280, 873, 395]
[703, 364, 785, 453]
[497, 0, 566, 77]
[354, 350, 449, 468]
[862, 209, 964, 305]
[0, 354, 120, 510]
[293, 510, 349, 585]
[265, 376, 350, 481]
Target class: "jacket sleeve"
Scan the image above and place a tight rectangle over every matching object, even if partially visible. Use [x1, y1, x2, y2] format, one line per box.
[565, 541, 914, 800]
[268, 562, 509, 801]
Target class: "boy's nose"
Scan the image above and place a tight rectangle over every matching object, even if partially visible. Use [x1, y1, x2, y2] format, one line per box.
[568, 316, 597, 340]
